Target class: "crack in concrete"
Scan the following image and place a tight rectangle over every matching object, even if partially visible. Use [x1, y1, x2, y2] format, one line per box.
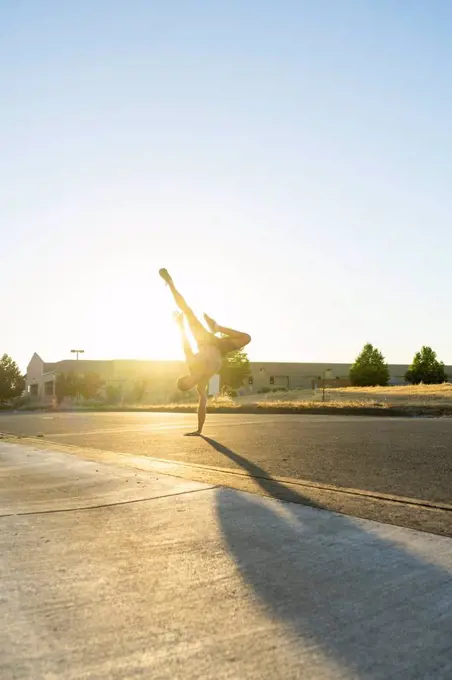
[0, 485, 218, 518]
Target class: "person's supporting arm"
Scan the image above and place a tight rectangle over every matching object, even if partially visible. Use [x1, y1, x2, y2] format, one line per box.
[196, 381, 207, 434]
[184, 381, 208, 436]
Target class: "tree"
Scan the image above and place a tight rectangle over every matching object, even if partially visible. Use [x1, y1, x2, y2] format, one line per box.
[405, 346, 448, 384]
[0, 354, 25, 402]
[55, 373, 78, 403]
[78, 372, 104, 399]
[55, 372, 104, 402]
[220, 347, 251, 390]
[132, 380, 148, 403]
[105, 384, 122, 404]
[349, 343, 389, 387]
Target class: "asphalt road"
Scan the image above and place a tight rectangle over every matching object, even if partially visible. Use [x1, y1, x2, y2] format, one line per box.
[1, 411, 451, 534]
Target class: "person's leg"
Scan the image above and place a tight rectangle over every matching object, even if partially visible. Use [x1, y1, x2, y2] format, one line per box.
[160, 269, 211, 346]
[204, 313, 251, 351]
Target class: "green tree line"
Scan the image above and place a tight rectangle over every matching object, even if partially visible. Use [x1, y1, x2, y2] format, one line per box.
[350, 344, 448, 387]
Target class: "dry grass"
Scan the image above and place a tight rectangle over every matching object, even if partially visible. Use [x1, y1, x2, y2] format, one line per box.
[234, 383, 452, 408]
[325, 383, 452, 407]
[256, 399, 390, 409]
[16, 384, 452, 417]
[105, 383, 452, 414]
[334, 383, 452, 395]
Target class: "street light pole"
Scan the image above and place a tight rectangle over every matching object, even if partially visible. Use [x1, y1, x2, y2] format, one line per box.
[71, 349, 85, 361]
[71, 349, 85, 401]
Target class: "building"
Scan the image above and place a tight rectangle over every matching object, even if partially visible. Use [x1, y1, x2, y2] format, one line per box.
[247, 362, 416, 391]
[26, 353, 448, 403]
[26, 353, 185, 403]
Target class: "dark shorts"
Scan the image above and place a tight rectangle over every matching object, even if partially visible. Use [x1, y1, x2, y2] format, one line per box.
[210, 336, 238, 357]
[184, 306, 238, 357]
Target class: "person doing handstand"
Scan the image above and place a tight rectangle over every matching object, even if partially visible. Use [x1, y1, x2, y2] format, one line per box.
[159, 268, 251, 435]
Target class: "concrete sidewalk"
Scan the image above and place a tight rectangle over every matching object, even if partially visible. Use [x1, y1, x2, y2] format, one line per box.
[1, 441, 451, 679]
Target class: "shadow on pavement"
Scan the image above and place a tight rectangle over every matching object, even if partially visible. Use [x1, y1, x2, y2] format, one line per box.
[202, 436, 452, 679]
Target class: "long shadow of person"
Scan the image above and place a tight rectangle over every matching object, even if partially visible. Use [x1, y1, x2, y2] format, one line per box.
[202, 436, 452, 679]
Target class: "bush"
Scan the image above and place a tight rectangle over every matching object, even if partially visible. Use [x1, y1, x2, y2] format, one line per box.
[132, 380, 148, 403]
[169, 389, 197, 403]
[105, 385, 122, 404]
[11, 395, 30, 409]
[0, 394, 31, 410]
[221, 385, 238, 398]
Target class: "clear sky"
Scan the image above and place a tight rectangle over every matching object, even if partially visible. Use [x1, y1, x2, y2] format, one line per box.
[2, 1, 452, 371]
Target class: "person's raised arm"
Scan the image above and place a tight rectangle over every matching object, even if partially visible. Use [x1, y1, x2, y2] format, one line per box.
[174, 312, 194, 365]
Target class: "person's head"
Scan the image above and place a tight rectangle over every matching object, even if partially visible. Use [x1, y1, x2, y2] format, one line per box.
[177, 374, 198, 392]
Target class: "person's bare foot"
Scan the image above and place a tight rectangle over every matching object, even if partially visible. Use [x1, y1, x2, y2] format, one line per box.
[184, 431, 202, 436]
[159, 268, 173, 285]
[203, 313, 218, 333]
